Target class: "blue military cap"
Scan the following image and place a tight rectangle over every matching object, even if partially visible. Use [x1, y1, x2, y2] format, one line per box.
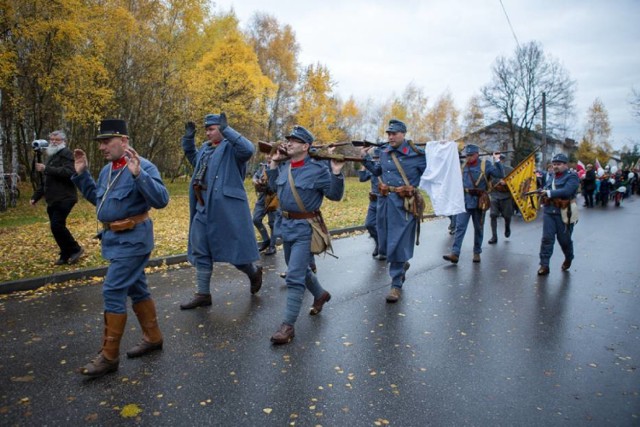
[552, 153, 568, 163]
[465, 144, 480, 154]
[204, 114, 221, 127]
[285, 125, 314, 145]
[386, 119, 407, 133]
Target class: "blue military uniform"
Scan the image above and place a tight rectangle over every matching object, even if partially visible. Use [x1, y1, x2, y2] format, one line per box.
[252, 162, 278, 253]
[362, 133, 426, 290]
[181, 114, 261, 303]
[539, 154, 579, 272]
[267, 126, 344, 343]
[448, 145, 504, 260]
[73, 152, 169, 312]
[73, 118, 169, 377]
[358, 163, 383, 258]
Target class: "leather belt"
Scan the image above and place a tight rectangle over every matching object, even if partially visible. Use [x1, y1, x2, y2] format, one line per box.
[102, 212, 149, 231]
[281, 210, 318, 219]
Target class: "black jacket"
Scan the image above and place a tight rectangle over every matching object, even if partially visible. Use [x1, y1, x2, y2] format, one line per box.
[32, 147, 78, 205]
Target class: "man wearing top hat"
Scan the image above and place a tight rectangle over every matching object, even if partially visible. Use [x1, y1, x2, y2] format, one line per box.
[443, 144, 504, 264]
[536, 153, 579, 275]
[179, 113, 262, 310]
[72, 119, 169, 377]
[360, 119, 426, 303]
[267, 125, 345, 344]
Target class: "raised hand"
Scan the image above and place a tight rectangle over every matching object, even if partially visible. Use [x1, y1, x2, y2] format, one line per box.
[184, 121, 196, 139]
[125, 147, 141, 177]
[74, 149, 88, 174]
[218, 112, 228, 131]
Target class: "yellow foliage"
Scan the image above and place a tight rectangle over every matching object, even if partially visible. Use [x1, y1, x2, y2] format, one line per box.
[119, 403, 142, 418]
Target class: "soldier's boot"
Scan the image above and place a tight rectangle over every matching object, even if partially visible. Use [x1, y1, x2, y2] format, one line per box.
[504, 217, 511, 238]
[127, 299, 163, 358]
[488, 217, 498, 244]
[80, 312, 127, 377]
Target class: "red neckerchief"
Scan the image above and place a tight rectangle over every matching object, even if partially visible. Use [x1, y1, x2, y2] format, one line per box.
[291, 159, 305, 169]
[555, 172, 564, 178]
[467, 158, 478, 166]
[112, 157, 127, 170]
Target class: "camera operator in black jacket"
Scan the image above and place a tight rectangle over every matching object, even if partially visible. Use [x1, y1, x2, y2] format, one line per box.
[31, 130, 84, 265]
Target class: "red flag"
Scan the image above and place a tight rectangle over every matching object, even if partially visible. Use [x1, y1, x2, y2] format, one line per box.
[576, 160, 586, 179]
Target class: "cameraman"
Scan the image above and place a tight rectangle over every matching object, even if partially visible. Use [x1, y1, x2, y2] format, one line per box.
[30, 130, 84, 265]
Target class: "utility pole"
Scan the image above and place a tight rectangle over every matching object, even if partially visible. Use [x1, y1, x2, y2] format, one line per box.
[541, 92, 547, 166]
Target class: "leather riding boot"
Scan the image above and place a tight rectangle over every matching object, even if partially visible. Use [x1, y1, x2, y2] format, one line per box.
[488, 217, 498, 244]
[127, 299, 163, 358]
[81, 312, 127, 377]
[504, 218, 511, 238]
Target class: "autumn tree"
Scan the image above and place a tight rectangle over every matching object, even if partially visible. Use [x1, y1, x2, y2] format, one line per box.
[295, 63, 341, 143]
[461, 95, 486, 136]
[481, 41, 576, 163]
[246, 13, 299, 141]
[629, 87, 640, 122]
[583, 98, 612, 151]
[424, 90, 460, 141]
[377, 83, 428, 140]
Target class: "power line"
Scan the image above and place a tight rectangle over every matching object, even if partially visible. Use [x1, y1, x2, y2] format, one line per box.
[499, 0, 520, 48]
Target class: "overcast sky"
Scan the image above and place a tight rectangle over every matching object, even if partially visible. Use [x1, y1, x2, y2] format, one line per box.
[214, 0, 640, 150]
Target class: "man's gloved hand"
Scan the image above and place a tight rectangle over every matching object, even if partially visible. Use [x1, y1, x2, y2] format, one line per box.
[184, 121, 196, 139]
[219, 113, 228, 132]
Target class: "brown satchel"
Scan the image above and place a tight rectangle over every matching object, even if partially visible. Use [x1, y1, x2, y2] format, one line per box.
[264, 192, 279, 212]
[286, 165, 334, 256]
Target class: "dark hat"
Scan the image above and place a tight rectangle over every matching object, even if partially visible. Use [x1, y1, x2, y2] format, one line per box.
[285, 125, 314, 145]
[552, 153, 568, 163]
[204, 114, 221, 127]
[465, 144, 480, 154]
[95, 119, 128, 140]
[386, 119, 407, 133]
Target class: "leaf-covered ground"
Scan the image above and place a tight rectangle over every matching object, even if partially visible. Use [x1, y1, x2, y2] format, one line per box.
[0, 178, 432, 282]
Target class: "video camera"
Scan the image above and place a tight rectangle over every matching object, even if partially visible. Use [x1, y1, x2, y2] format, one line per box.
[32, 139, 49, 151]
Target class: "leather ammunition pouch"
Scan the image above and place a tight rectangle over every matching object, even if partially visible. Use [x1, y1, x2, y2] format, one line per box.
[264, 192, 279, 212]
[103, 212, 149, 232]
[369, 192, 378, 202]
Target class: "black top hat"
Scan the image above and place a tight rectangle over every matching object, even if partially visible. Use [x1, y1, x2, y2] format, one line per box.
[95, 119, 128, 140]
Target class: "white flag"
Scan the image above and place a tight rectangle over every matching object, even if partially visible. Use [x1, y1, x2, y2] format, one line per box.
[419, 140, 466, 216]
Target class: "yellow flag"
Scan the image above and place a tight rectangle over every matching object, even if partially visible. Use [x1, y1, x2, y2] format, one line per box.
[504, 152, 539, 222]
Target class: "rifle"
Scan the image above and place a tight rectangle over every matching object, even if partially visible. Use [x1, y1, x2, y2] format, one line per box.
[459, 150, 514, 159]
[351, 140, 385, 148]
[258, 140, 363, 162]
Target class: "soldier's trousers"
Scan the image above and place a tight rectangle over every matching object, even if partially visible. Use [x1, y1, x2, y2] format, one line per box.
[103, 254, 151, 313]
[539, 213, 574, 267]
[452, 208, 485, 255]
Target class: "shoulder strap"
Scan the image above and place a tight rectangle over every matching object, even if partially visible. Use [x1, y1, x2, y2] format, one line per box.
[407, 140, 423, 155]
[287, 164, 307, 212]
[391, 152, 411, 186]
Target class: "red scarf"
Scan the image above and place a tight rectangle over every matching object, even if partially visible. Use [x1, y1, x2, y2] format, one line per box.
[112, 157, 127, 170]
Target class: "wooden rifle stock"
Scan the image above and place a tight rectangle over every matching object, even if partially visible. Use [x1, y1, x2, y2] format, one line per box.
[257, 140, 363, 162]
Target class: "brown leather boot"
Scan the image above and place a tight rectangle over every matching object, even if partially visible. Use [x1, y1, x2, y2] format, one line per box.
[270, 323, 295, 345]
[81, 312, 127, 377]
[443, 253, 459, 264]
[127, 299, 163, 358]
[309, 292, 331, 315]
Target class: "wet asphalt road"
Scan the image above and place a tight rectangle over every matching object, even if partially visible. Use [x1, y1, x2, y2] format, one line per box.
[1, 196, 639, 426]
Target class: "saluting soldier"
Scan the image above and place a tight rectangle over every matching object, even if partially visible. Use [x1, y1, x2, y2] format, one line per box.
[361, 119, 426, 303]
[179, 113, 263, 310]
[252, 154, 278, 255]
[72, 119, 169, 377]
[267, 125, 345, 345]
[443, 144, 504, 264]
[537, 153, 580, 275]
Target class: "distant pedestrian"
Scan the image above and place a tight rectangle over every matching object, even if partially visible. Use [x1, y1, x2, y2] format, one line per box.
[252, 155, 278, 256]
[73, 119, 169, 377]
[30, 130, 84, 265]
